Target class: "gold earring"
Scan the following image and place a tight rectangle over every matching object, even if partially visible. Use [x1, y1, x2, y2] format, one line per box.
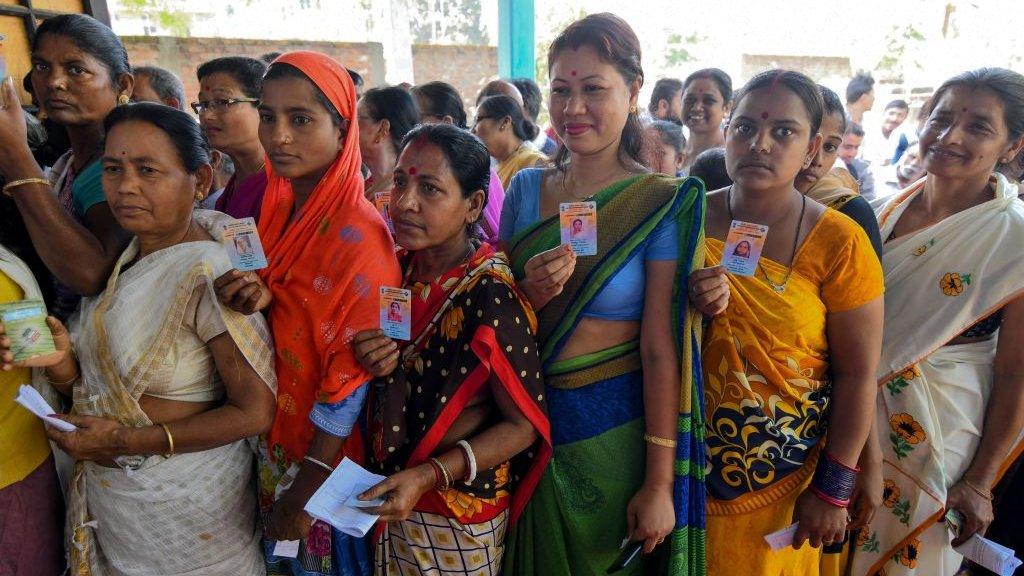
[629, 105, 638, 114]
[118, 93, 130, 105]
[37, 110, 48, 121]
[195, 191, 205, 201]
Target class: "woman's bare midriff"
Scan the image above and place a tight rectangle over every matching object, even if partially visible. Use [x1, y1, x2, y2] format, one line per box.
[95, 395, 219, 468]
[555, 317, 640, 362]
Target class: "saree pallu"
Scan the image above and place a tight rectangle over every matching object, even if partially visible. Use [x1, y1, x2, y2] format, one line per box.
[703, 209, 884, 576]
[850, 174, 1024, 576]
[503, 175, 707, 576]
[65, 211, 278, 575]
[496, 146, 549, 190]
[371, 244, 551, 575]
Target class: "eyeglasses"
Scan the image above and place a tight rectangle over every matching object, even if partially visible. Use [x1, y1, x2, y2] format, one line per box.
[190, 97, 259, 115]
[473, 115, 496, 128]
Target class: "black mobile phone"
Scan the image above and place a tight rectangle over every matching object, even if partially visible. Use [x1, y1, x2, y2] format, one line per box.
[606, 541, 644, 574]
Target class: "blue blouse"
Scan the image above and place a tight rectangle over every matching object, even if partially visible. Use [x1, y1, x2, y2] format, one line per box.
[499, 168, 678, 321]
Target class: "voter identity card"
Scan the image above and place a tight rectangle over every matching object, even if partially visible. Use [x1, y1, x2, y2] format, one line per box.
[721, 220, 768, 276]
[0, 300, 56, 362]
[223, 217, 268, 271]
[374, 190, 394, 233]
[559, 201, 597, 256]
[379, 287, 411, 341]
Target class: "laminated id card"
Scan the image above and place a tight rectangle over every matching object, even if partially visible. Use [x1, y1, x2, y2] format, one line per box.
[721, 220, 768, 276]
[0, 300, 56, 362]
[379, 287, 411, 341]
[374, 190, 394, 233]
[559, 201, 597, 256]
[223, 217, 268, 271]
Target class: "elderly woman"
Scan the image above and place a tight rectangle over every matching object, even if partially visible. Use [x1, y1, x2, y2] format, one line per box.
[0, 14, 132, 321]
[850, 68, 1024, 576]
[351, 123, 551, 575]
[34, 103, 277, 574]
[214, 52, 400, 576]
[473, 95, 549, 188]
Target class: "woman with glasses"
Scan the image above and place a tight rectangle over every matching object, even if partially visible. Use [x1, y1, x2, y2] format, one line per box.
[0, 14, 132, 322]
[195, 56, 268, 221]
[473, 95, 550, 189]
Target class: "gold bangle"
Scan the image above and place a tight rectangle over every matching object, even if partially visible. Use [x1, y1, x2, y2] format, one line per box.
[430, 457, 451, 490]
[643, 433, 678, 449]
[961, 478, 994, 501]
[160, 423, 175, 458]
[45, 372, 78, 387]
[2, 177, 51, 197]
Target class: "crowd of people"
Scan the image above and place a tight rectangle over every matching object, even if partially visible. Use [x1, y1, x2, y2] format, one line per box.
[0, 10, 1022, 576]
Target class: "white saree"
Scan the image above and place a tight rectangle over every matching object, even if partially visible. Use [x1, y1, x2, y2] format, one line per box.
[66, 210, 277, 576]
[850, 175, 1024, 576]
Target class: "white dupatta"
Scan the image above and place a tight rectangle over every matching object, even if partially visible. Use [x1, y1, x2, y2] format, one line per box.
[851, 174, 1024, 575]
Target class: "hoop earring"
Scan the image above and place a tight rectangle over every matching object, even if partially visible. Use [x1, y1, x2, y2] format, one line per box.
[118, 93, 131, 105]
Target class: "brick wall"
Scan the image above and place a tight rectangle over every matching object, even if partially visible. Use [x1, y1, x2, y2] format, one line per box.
[122, 36, 498, 109]
[121, 36, 386, 105]
[412, 44, 499, 110]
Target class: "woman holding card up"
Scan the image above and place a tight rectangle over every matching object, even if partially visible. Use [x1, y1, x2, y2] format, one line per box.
[687, 70, 884, 576]
[214, 51, 400, 576]
[351, 122, 551, 576]
[33, 102, 278, 574]
[498, 14, 707, 576]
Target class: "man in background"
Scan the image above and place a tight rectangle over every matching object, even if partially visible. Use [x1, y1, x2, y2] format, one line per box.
[839, 122, 877, 201]
[647, 77, 684, 124]
[132, 65, 186, 111]
[511, 77, 558, 155]
[845, 73, 875, 125]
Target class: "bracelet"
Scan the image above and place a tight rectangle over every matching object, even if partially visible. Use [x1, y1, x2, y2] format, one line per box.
[160, 423, 175, 458]
[643, 433, 678, 449]
[810, 451, 859, 508]
[961, 478, 994, 501]
[456, 440, 478, 483]
[303, 455, 335, 474]
[429, 457, 451, 490]
[2, 177, 50, 197]
[427, 458, 444, 487]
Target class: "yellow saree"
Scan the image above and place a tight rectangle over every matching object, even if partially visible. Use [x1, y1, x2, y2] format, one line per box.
[496, 145, 549, 189]
[703, 209, 884, 576]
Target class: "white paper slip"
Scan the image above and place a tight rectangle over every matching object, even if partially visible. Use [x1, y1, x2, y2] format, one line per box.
[345, 495, 385, 509]
[764, 522, 799, 551]
[954, 533, 1023, 576]
[303, 457, 387, 537]
[272, 539, 300, 558]
[14, 385, 76, 432]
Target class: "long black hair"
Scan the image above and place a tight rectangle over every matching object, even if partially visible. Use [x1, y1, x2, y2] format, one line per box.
[33, 14, 131, 90]
[412, 81, 468, 129]
[361, 86, 420, 155]
[548, 13, 645, 170]
[104, 103, 212, 173]
[477, 95, 540, 142]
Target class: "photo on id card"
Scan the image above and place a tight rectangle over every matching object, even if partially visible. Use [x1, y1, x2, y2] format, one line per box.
[559, 201, 597, 256]
[379, 287, 411, 341]
[222, 217, 268, 271]
[721, 220, 768, 276]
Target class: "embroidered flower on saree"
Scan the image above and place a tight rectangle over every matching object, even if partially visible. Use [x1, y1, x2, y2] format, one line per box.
[857, 529, 880, 553]
[889, 412, 926, 459]
[882, 479, 900, 508]
[885, 366, 921, 395]
[913, 239, 935, 256]
[894, 537, 921, 568]
[940, 272, 972, 296]
[442, 488, 485, 519]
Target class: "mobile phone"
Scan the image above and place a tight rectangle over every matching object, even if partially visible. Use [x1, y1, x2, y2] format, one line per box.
[606, 541, 643, 574]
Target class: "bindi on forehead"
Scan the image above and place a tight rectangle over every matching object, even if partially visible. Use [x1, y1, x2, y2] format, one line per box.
[761, 112, 770, 119]
[408, 167, 417, 175]
[571, 70, 577, 77]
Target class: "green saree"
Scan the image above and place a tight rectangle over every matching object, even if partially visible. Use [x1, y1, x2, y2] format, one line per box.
[502, 174, 707, 576]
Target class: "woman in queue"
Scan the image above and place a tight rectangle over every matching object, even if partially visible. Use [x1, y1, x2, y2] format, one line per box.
[351, 123, 550, 575]
[411, 81, 505, 242]
[473, 94, 550, 188]
[688, 70, 884, 575]
[22, 102, 276, 574]
[500, 13, 707, 575]
[195, 56, 268, 221]
[850, 68, 1024, 576]
[0, 14, 132, 321]
[357, 86, 419, 226]
[680, 68, 732, 176]
[214, 51, 399, 576]
[643, 119, 688, 176]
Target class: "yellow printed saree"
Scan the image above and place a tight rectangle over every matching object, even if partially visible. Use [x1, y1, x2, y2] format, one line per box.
[849, 174, 1024, 576]
[703, 209, 884, 576]
[495, 146, 549, 189]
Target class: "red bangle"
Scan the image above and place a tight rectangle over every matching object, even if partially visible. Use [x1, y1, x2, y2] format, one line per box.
[427, 459, 443, 486]
[809, 484, 851, 508]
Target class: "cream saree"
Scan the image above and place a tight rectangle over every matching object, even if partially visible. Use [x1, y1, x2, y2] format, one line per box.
[850, 175, 1024, 576]
[66, 210, 277, 576]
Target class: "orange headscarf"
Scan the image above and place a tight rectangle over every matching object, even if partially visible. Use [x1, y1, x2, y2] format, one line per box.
[257, 51, 399, 464]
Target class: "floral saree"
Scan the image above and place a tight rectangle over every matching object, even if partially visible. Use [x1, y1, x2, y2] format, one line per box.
[849, 174, 1024, 576]
[503, 175, 707, 576]
[369, 243, 551, 575]
[702, 209, 884, 576]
